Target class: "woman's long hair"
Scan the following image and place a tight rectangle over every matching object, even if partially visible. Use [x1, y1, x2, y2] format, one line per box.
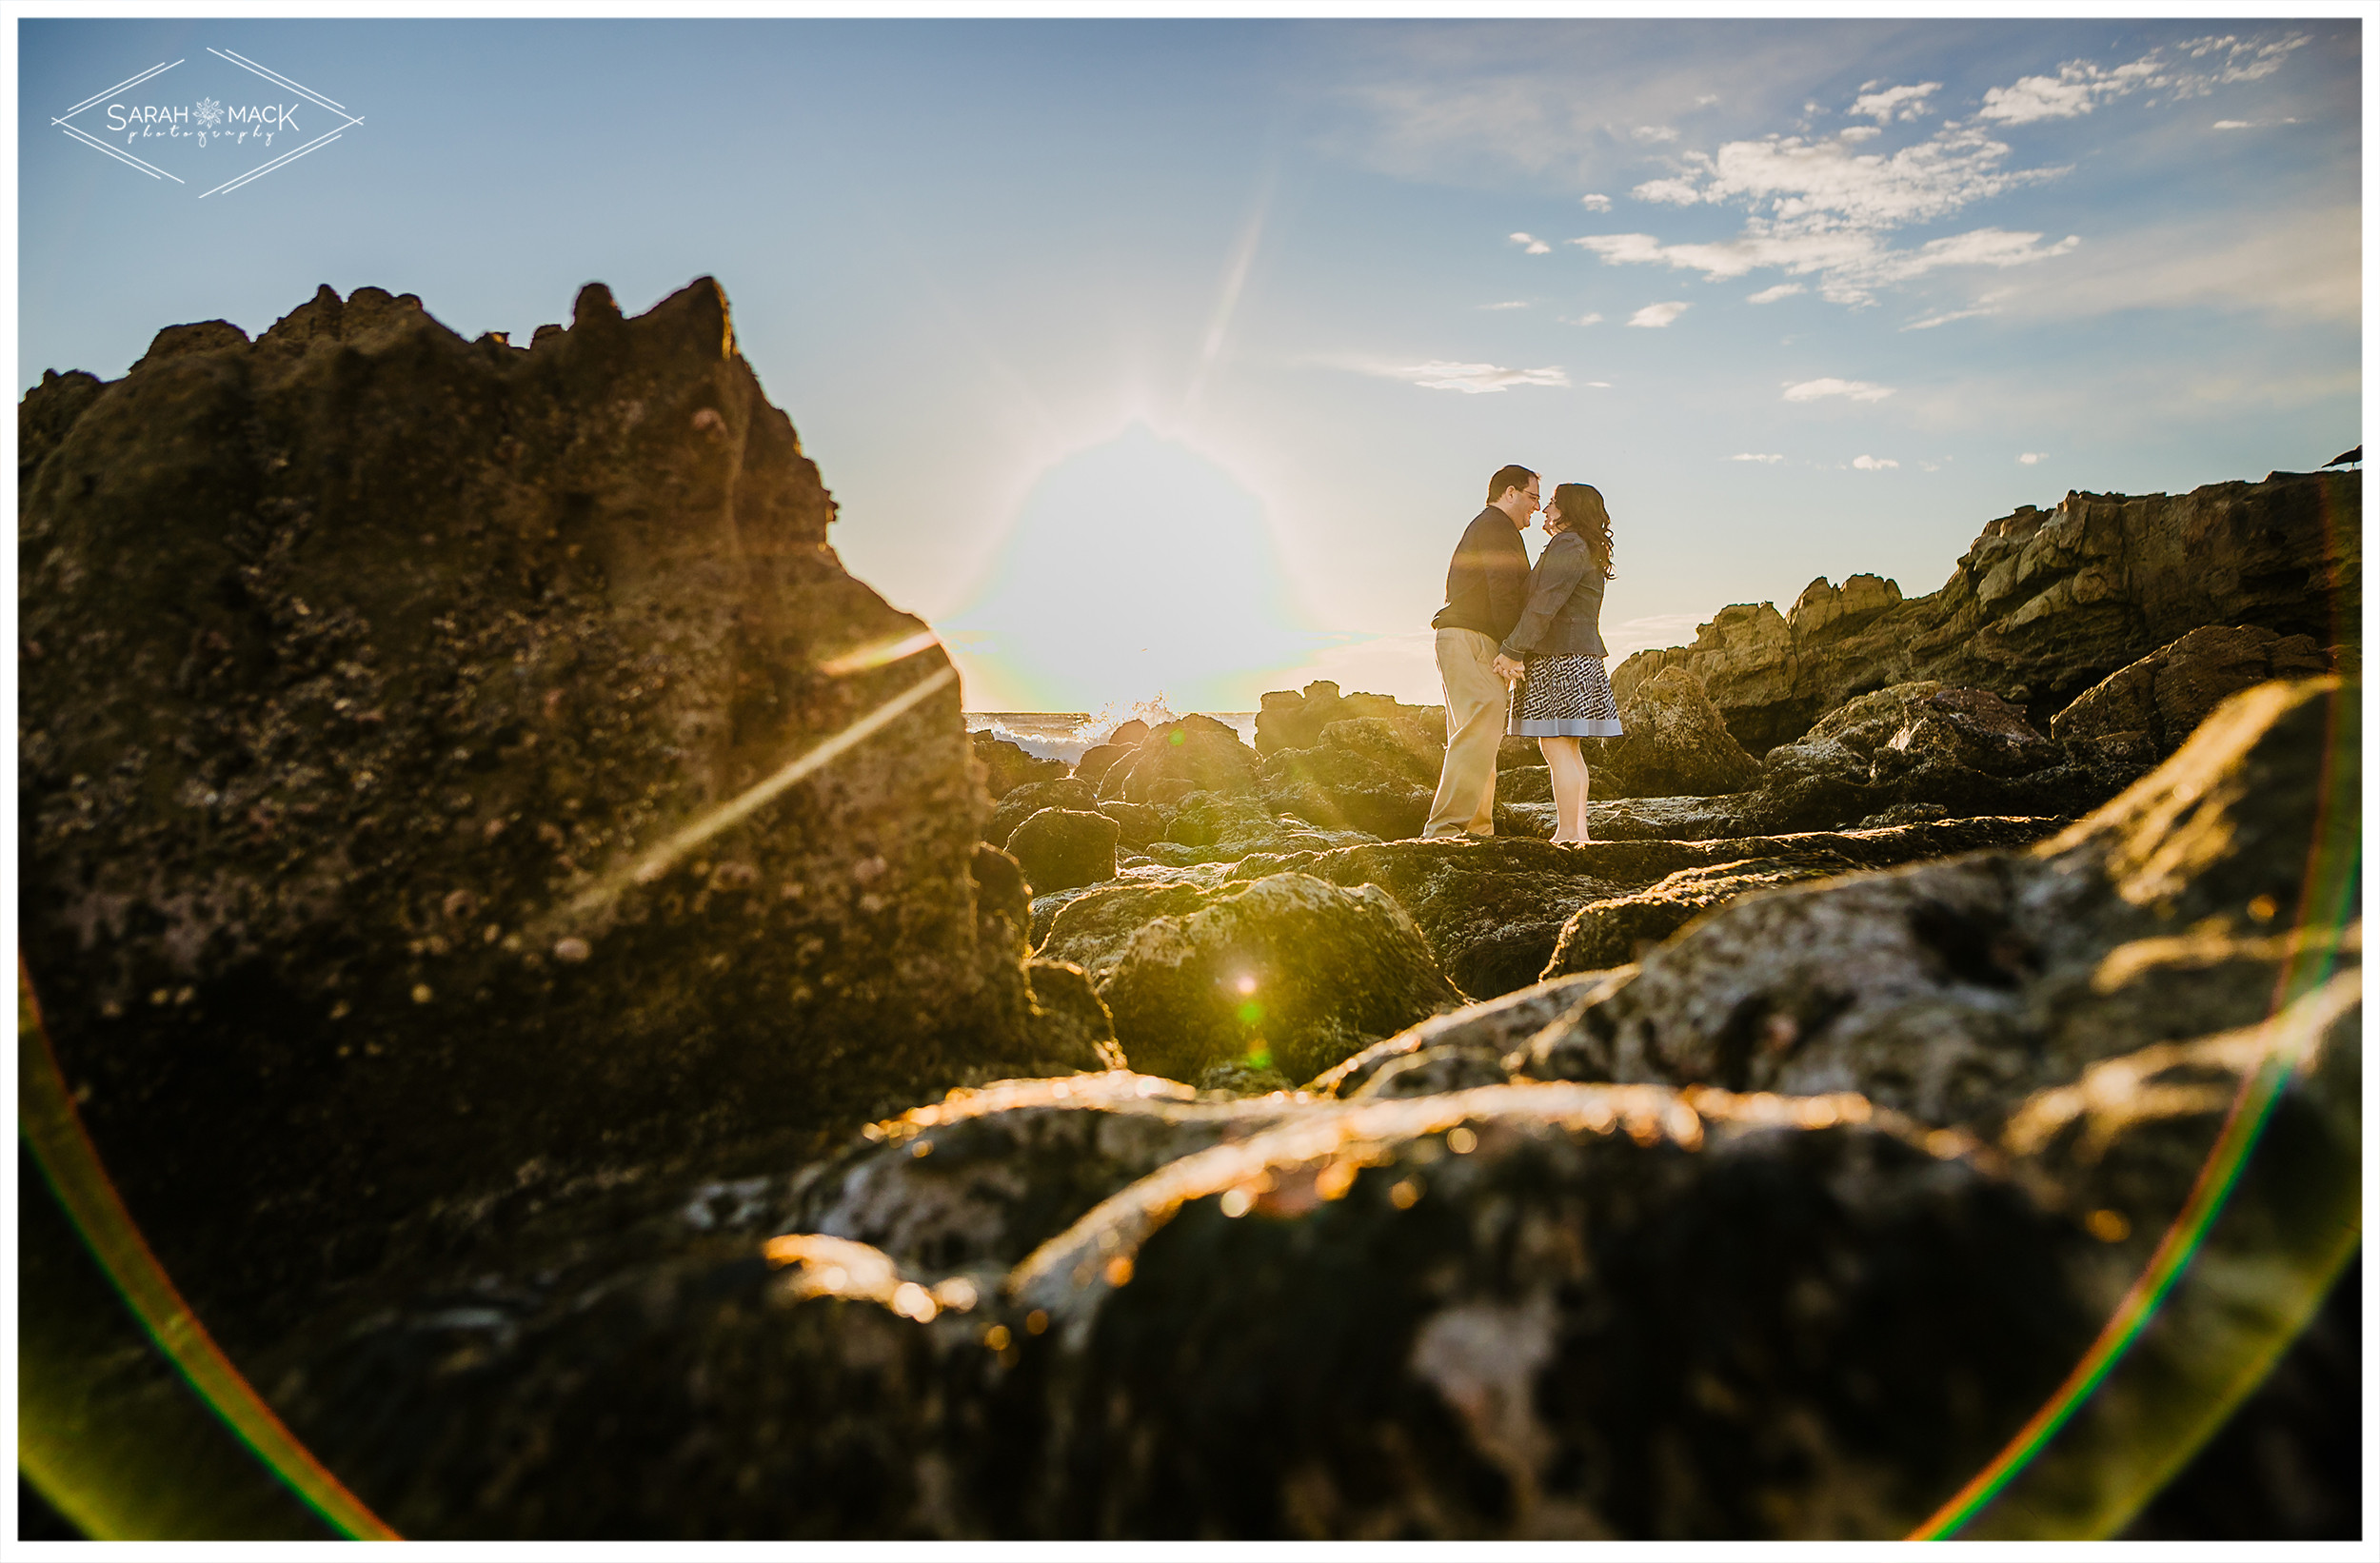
[1550, 483, 1616, 579]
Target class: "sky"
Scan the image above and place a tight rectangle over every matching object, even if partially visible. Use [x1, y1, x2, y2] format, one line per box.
[15, 15, 2364, 714]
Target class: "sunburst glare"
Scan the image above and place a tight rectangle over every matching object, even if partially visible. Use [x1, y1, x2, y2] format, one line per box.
[941, 423, 1319, 711]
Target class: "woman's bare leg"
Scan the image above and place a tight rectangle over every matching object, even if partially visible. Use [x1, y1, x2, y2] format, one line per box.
[1540, 737, 1589, 842]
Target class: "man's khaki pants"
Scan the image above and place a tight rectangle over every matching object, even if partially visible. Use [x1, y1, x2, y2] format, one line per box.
[1424, 627, 1507, 836]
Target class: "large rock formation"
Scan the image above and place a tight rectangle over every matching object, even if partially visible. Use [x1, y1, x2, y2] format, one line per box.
[1613, 474, 2360, 752]
[17, 281, 1036, 1339]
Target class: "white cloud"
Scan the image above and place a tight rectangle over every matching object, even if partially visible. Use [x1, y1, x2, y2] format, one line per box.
[1632, 177, 1703, 206]
[1578, 192, 1613, 211]
[1851, 82, 1942, 122]
[1729, 452, 1785, 464]
[1628, 301, 1691, 328]
[1902, 300, 2002, 330]
[1852, 454, 1899, 469]
[1627, 126, 2065, 229]
[1636, 125, 1679, 143]
[1975, 33, 2311, 124]
[2018, 452, 2048, 465]
[1574, 224, 2077, 307]
[1564, 311, 1604, 326]
[1478, 300, 1530, 310]
[1747, 283, 1804, 304]
[1784, 377, 1894, 403]
[1509, 231, 1551, 255]
[1581, 380, 1613, 388]
[2213, 117, 2300, 129]
[1379, 360, 1571, 394]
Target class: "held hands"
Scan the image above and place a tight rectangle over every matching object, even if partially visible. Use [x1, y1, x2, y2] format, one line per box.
[1492, 654, 1525, 683]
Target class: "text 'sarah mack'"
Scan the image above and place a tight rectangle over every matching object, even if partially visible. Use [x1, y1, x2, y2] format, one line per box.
[105, 99, 300, 145]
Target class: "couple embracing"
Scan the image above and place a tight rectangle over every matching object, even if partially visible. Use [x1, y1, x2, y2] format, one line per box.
[1424, 464, 1620, 845]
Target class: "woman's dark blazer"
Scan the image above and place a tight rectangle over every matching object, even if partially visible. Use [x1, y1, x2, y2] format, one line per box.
[1499, 528, 1608, 659]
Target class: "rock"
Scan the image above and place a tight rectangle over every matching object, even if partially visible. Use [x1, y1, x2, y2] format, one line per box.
[985, 777, 1100, 847]
[1104, 718, 1152, 747]
[1022, 959, 1125, 1073]
[2050, 623, 2331, 757]
[1597, 665, 1764, 799]
[974, 729, 1068, 798]
[16, 279, 1036, 1341]
[1099, 715, 1261, 803]
[1746, 682, 2141, 833]
[1255, 681, 1440, 758]
[1095, 800, 1168, 849]
[1497, 765, 1554, 802]
[1038, 879, 1222, 982]
[1239, 821, 2062, 1004]
[1002, 1082, 2112, 1538]
[1162, 791, 1289, 853]
[1006, 809, 1121, 895]
[1311, 970, 1621, 1097]
[1343, 1041, 1513, 1098]
[1095, 873, 1467, 1085]
[1073, 742, 1132, 788]
[1611, 473, 2360, 751]
[787, 1072, 1307, 1276]
[1258, 743, 1432, 840]
[1519, 678, 2360, 1132]
[1539, 851, 1865, 979]
[1316, 716, 1442, 786]
[1196, 1060, 1297, 1096]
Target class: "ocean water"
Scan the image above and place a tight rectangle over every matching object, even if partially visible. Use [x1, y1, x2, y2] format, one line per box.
[964, 700, 1259, 764]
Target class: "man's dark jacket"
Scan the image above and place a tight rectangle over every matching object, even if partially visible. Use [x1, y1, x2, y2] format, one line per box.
[1430, 506, 1529, 642]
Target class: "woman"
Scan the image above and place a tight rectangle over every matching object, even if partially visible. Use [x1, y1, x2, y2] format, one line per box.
[1492, 483, 1620, 844]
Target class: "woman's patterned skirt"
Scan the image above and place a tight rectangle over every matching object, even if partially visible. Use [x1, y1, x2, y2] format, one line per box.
[1508, 653, 1623, 738]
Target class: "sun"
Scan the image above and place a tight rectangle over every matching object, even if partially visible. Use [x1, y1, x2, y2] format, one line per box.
[940, 423, 1318, 712]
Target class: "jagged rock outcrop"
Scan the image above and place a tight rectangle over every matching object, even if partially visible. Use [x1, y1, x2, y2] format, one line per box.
[16, 280, 1035, 1340]
[973, 729, 1067, 798]
[2050, 623, 2331, 758]
[1095, 872, 1467, 1084]
[1097, 714, 1261, 805]
[1255, 680, 1443, 757]
[1613, 473, 2360, 752]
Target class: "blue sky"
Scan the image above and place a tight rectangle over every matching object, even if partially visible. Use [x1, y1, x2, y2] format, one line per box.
[17, 17, 2362, 712]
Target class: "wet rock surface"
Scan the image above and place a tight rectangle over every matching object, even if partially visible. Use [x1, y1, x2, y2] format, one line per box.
[17, 280, 1033, 1343]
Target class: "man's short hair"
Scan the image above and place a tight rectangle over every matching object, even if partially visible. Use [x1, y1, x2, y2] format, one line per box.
[1487, 465, 1537, 504]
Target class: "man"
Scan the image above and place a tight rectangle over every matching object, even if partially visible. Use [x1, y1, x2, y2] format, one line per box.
[1423, 465, 1537, 837]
